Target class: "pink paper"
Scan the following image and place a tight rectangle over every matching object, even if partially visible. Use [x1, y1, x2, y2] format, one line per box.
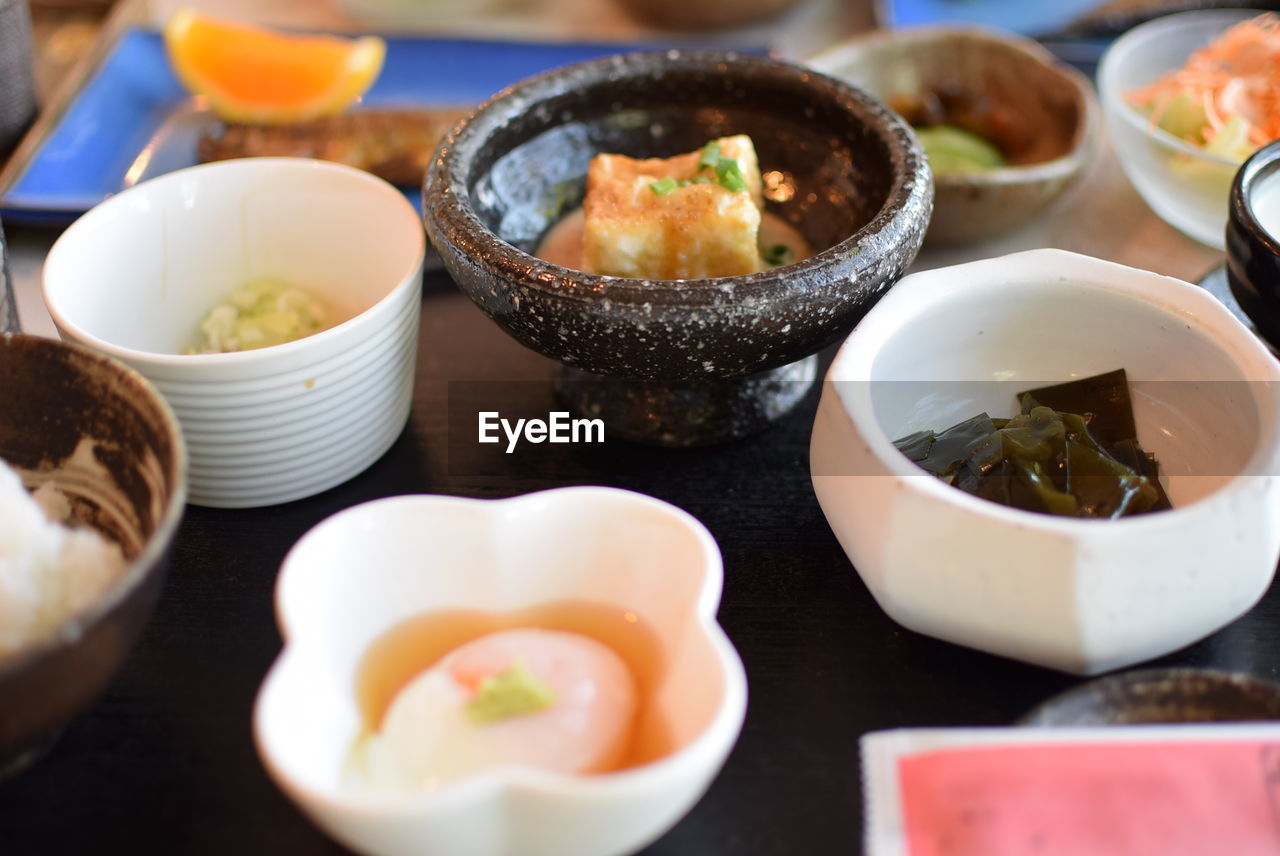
[899, 741, 1280, 856]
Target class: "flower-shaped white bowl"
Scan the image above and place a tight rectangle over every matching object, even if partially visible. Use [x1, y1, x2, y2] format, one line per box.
[42, 158, 425, 509]
[810, 249, 1280, 675]
[254, 487, 747, 856]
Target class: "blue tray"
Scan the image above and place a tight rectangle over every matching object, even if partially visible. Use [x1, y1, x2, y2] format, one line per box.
[2, 30, 723, 225]
[877, 0, 1103, 36]
[874, 0, 1111, 76]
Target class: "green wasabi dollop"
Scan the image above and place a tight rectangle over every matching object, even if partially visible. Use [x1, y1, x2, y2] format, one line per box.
[465, 659, 558, 725]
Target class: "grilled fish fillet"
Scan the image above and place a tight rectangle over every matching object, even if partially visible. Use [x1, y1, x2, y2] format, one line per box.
[196, 107, 470, 187]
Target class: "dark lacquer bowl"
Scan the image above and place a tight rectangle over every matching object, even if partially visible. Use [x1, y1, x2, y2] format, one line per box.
[425, 50, 931, 445]
[1227, 139, 1280, 351]
[0, 334, 186, 777]
[1019, 668, 1280, 726]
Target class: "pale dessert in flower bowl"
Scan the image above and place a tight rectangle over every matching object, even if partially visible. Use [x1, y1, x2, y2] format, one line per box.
[424, 50, 931, 446]
[0, 334, 186, 778]
[254, 487, 747, 856]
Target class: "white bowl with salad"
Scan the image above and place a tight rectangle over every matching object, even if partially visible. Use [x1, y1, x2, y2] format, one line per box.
[42, 158, 425, 508]
[1098, 9, 1278, 249]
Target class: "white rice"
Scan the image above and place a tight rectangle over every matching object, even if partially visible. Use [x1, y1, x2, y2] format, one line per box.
[0, 458, 127, 657]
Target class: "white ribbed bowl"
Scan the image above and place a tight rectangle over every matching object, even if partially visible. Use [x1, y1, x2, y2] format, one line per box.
[42, 158, 425, 508]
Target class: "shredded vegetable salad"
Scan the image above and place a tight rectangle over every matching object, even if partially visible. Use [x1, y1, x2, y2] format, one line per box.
[1127, 13, 1280, 162]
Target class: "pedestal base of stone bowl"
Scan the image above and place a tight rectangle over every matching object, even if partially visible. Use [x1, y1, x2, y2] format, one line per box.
[554, 355, 818, 447]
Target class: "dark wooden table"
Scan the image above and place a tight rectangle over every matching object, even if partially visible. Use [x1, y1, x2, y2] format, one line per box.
[3, 269, 1279, 855]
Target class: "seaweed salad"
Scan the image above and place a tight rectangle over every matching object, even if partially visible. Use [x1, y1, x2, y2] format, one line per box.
[893, 369, 1173, 519]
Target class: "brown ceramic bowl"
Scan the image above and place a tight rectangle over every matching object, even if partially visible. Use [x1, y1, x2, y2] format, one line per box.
[809, 27, 1095, 244]
[0, 334, 186, 777]
[1019, 668, 1280, 726]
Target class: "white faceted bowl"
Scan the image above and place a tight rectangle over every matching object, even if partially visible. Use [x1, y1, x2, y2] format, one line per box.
[42, 158, 425, 508]
[811, 249, 1280, 675]
[254, 487, 747, 856]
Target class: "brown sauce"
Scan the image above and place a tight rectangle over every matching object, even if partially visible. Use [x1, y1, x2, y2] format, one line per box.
[354, 599, 676, 771]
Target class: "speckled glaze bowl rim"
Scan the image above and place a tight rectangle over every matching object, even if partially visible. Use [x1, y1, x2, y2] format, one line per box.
[1098, 8, 1259, 170]
[1016, 667, 1280, 725]
[0, 332, 188, 679]
[1230, 138, 1280, 255]
[425, 49, 930, 307]
[806, 25, 1097, 187]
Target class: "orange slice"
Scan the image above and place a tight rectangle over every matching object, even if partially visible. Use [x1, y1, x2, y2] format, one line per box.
[164, 9, 386, 125]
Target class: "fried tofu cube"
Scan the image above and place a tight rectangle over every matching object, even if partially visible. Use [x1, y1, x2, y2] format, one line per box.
[583, 135, 764, 280]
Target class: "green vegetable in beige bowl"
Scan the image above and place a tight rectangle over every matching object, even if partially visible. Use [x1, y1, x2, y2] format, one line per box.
[808, 26, 1096, 244]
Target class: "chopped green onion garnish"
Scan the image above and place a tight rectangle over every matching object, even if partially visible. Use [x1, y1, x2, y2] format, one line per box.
[763, 244, 794, 267]
[698, 142, 721, 170]
[715, 156, 746, 192]
[649, 143, 749, 198]
[648, 177, 679, 196]
[465, 659, 558, 724]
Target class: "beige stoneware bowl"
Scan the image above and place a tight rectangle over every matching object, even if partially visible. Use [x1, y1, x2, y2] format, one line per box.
[809, 27, 1096, 243]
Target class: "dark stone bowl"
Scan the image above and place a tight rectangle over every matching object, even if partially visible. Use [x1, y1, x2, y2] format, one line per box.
[425, 50, 932, 445]
[1227, 139, 1280, 351]
[1018, 668, 1280, 726]
[0, 334, 186, 777]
